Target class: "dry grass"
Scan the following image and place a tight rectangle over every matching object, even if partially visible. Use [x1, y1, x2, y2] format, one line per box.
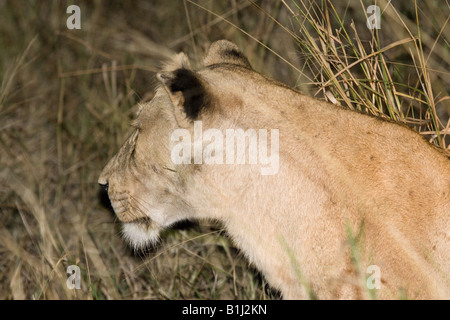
[0, 0, 448, 300]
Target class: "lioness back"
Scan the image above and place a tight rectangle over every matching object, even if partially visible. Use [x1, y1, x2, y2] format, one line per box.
[99, 40, 450, 299]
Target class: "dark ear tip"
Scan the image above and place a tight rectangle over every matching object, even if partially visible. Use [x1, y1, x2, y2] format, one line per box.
[158, 68, 208, 120]
[204, 40, 251, 68]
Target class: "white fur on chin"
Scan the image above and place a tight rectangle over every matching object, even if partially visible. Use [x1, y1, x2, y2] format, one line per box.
[122, 223, 160, 250]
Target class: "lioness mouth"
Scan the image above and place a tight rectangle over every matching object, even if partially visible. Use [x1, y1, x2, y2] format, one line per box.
[130, 216, 153, 228]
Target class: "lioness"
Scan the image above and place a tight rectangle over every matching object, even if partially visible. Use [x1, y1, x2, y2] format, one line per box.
[99, 40, 450, 299]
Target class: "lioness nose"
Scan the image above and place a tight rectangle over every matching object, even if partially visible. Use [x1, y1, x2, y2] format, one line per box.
[98, 181, 109, 192]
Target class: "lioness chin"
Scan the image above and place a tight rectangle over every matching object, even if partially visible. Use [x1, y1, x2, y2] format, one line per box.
[99, 40, 450, 299]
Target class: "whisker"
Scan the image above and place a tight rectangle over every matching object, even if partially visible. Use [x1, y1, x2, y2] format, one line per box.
[129, 194, 154, 211]
[109, 192, 129, 201]
[127, 195, 156, 222]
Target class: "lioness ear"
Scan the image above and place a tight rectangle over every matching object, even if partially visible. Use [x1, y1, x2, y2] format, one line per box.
[157, 68, 208, 120]
[203, 40, 252, 69]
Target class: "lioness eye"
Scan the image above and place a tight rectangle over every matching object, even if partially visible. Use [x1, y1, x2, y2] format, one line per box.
[130, 119, 141, 130]
[136, 104, 143, 116]
[130, 134, 138, 160]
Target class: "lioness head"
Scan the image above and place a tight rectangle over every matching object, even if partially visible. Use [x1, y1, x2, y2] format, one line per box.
[98, 40, 259, 249]
[99, 40, 450, 299]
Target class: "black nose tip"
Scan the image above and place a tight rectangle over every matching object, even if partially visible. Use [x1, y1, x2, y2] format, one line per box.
[99, 181, 109, 192]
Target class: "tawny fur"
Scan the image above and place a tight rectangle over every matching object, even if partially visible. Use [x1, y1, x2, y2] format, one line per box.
[99, 40, 450, 299]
